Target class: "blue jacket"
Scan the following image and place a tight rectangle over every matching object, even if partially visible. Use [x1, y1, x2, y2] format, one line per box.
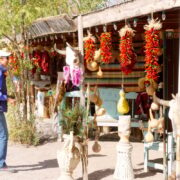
[0, 65, 7, 112]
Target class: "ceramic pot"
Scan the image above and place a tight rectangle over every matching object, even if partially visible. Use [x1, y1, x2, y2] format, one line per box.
[57, 132, 80, 180]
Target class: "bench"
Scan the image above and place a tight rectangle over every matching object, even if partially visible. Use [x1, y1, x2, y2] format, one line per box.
[95, 88, 144, 131]
[144, 131, 175, 176]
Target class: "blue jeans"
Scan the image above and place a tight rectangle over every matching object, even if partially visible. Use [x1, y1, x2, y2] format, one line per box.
[0, 112, 8, 168]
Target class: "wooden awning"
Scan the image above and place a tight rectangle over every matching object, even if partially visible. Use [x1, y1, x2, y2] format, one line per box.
[80, 0, 180, 28]
[28, 14, 77, 38]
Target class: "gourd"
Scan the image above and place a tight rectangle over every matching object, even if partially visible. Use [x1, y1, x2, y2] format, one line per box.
[117, 89, 130, 114]
[149, 108, 159, 128]
[145, 130, 154, 142]
[96, 108, 106, 116]
[91, 61, 98, 69]
[151, 102, 159, 111]
[92, 141, 101, 153]
[97, 66, 103, 78]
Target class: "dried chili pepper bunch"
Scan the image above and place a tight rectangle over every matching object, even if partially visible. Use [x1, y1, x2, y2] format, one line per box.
[119, 25, 137, 74]
[84, 33, 96, 63]
[144, 18, 162, 81]
[100, 32, 112, 64]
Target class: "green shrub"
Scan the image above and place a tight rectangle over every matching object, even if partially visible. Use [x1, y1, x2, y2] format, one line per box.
[60, 103, 86, 137]
[7, 105, 39, 146]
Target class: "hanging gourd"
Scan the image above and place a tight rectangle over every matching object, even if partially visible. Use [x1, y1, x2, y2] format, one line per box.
[97, 66, 103, 78]
[149, 108, 159, 129]
[144, 18, 162, 81]
[119, 25, 137, 74]
[145, 129, 154, 143]
[100, 32, 112, 64]
[117, 89, 130, 114]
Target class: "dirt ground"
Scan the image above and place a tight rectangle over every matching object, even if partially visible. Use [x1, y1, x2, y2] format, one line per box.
[1, 140, 164, 180]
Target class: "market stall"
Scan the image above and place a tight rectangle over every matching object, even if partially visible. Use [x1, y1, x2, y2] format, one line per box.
[25, 1, 180, 179]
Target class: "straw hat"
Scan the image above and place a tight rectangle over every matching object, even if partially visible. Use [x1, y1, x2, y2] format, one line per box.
[138, 77, 158, 95]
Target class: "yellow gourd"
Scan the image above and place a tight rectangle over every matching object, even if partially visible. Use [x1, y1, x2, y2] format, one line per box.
[117, 89, 130, 114]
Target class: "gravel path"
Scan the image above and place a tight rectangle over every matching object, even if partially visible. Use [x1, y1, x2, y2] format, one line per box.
[1, 140, 163, 180]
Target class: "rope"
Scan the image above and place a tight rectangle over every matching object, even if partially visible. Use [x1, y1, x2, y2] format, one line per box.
[121, 72, 124, 89]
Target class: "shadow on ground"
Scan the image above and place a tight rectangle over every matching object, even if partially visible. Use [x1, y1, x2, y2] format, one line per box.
[77, 168, 114, 180]
[138, 158, 163, 166]
[88, 154, 107, 158]
[134, 167, 163, 178]
[134, 169, 162, 179]
[9, 159, 58, 171]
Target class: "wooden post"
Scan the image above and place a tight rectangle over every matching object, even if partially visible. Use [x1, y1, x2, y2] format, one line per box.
[177, 30, 180, 180]
[178, 31, 180, 93]
[176, 136, 180, 179]
[78, 15, 88, 180]
[78, 15, 85, 107]
[163, 31, 168, 180]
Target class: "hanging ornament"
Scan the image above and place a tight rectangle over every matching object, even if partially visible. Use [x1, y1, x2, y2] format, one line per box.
[144, 18, 162, 81]
[91, 61, 98, 69]
[100, 32, 112, 64]
[117, 89, 130, 114]
[113, 23, 117, 30]
[97, 66, 103, 78]
[95, 27, 99, 33]
[133, 18, 138, 27]
[145, 129, 154, 142]
[162, 11, 166, 21]
[41, 50, 50, 73]
[119, 25, 137, 75]
[84, 31, 96, 63]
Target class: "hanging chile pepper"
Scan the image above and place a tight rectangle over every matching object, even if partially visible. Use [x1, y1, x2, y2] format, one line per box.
[100, 32, 112, 64]
[84, 36, 96, 63]
[144, 19, 162, 81]
[119, 25, 137, 74]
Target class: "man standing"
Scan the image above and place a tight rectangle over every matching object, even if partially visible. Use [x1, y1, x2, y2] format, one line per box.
[0, 49, 16, 173]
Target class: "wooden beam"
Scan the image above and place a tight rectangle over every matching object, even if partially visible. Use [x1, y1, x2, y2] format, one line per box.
[178, 30, 180, 93]
[78, 15, 85, 106]
[81, 0, 180, 28]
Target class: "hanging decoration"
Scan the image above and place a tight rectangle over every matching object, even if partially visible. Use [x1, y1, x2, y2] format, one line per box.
[119, 25, 137, 75]
[8, 55, 19, 76]
[100, 32, 112, 64]
[84, 31, 96, 63]
[63, 66, 83, 87]
[31, 50, 42, 74]
[144, 18, 162, 81]
[41, 51, 50, 73]
[117, 89, 130, 114]
[30, 49, 50, 74]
